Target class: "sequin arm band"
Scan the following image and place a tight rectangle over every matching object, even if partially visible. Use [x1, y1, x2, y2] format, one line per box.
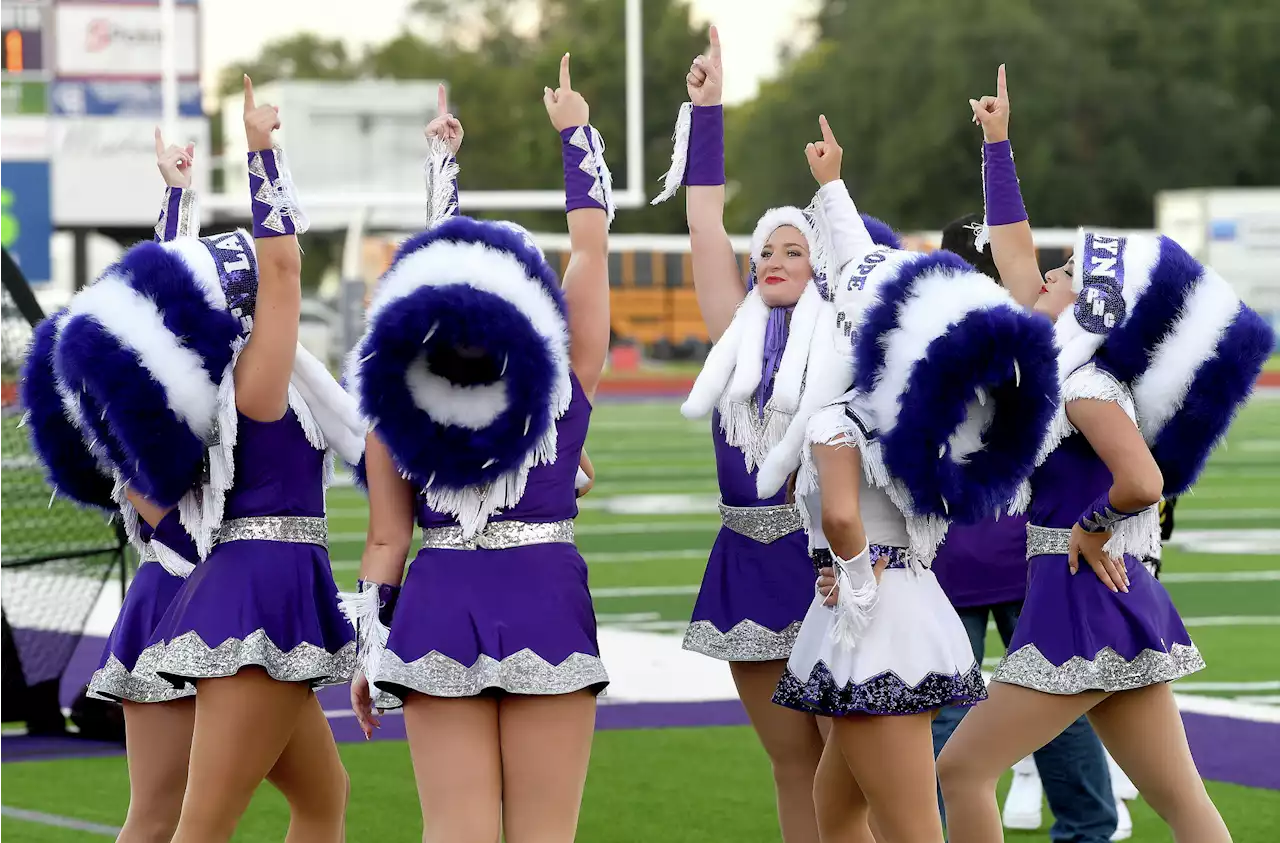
[561, 125, 615, 224]
[248, 147, 309, 238]
[155, 187, 199, 241]
[1077, 491, 1145, 534]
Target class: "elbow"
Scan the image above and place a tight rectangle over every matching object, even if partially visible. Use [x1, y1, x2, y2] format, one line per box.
[365, 530, 411, 564]
[821, 509, 860, 544]
[1127, 469, 1165, 511]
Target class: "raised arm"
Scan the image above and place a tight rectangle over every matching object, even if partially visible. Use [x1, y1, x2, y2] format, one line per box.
[234, 75, 303, 422]
[544, 53, 611, 400]
[970, 65, 1040, 308]
[682, 26, 745, 339]
[153, 127, 198, 241]
[1066, 398, 1164, 592]
[424, 83, 463, 225]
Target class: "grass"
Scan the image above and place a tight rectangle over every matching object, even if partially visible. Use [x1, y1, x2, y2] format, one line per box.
[3, 396, 1279, 841]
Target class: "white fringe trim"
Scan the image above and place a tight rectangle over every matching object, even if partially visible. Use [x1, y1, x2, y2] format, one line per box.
[151, 539, 195, 578]
[336, 582, 391, 686]
[796, 397, 948, 563]
[831, 544, 878, 651]
[1103, 506, 1161, 561]
[423, 136, 460, 229]
[651, 102, 693, 206]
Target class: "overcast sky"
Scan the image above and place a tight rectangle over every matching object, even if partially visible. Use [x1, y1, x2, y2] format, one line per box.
[201, 0, 812, 105]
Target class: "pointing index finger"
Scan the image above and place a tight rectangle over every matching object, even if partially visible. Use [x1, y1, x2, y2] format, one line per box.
[559, 53, 572, 91]
[818, 114, 836, 145]
[243, 74, 255, 113]
[154, 126, 165, 157]
[997, 63, 1008, 103]
[436, 83, 448, 118]
[708, 24, 721, 62]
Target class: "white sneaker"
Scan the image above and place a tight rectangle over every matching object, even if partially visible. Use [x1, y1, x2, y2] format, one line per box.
[1002, 763, 1043, 831]
[1111, 797, 1133, 840]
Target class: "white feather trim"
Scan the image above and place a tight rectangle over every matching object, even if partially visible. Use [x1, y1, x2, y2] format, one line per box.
[726, 291, 771, 405]
[369, 239, 572, 428]
[771, 285, 824, 413]
[1132, 267, 1239, 443]
[750, 207, 816, 265]
[755, 304, 851, 496]
[650, 102, 693, 205]
[868, 268, 1013, 436]
[66, 273, 218, 440]
[794, 397, 947, 563]
[423, 136, 460, 228]
[680, 291, 754, 419]
[290, 343, 366, 467]
[406, 360, 509, 430]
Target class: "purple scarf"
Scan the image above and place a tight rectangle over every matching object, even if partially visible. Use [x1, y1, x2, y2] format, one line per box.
[748, 264, 793, 416]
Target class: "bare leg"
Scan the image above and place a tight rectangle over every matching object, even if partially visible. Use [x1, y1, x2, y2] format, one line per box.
[498, 690, 597, 843]
[937, 682, 1105, 843]
[731, 660, 826, 843]
[814, 737, 876, 843]
[1088, 684, 1231, 843]
[403, 694, 502, 843]
[116, 698, 195, 843]
[831, 712, 944, 843]
[170, 668, 312, 843]
[263, 693, 349, 843]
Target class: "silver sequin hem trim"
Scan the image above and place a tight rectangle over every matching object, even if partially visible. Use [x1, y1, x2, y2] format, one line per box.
[87, 653, 195, 704]
[993, 642, 1205, 695]
[682, 619, 802, 662]
[154, 629, 355, 687]
[373, 648, 609, 705]
[419, 519, 574, 551]
[719, 502, 802, 544]
[215, 516, 328, 548]
[1026, 524, 1072, 558]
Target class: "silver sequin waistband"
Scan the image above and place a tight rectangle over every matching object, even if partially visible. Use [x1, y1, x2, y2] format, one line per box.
[719, 501, 802, 544]
[214, 516, 328, 548]
[1026, 524, 1071, 559]
[419, 519, 575, 551]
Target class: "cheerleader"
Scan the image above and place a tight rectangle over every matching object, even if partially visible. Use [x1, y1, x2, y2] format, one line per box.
[652, 28, 903, 842]
[746, 120, 1061, 841]
[343, 60, 611, 842]
[114, 78, 364, 843]
[936, 67, 1272, 843]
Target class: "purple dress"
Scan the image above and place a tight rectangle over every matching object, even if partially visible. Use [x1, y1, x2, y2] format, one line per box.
[374, 374, 608, 703]
[87, 509, 198, 704]
[682, 411, 815, 662]
[150, 409, 355, 688]
[994, 433, 1204, 693]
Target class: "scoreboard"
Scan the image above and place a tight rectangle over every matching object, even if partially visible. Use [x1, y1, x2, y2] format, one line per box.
[1, 2, 47, 76]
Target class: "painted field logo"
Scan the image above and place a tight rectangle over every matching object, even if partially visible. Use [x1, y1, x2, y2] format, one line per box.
[1075, 233, 1127, 334]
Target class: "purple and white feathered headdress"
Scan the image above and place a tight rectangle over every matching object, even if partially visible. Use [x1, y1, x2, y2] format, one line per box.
[49, 230, 366, 557]
[1010, 230, 1275, 558]
[344, 215, 572, 537]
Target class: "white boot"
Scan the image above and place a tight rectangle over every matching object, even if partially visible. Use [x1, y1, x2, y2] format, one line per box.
[1002, 756, 1043, 830]
[1111, 796, 1133, 840]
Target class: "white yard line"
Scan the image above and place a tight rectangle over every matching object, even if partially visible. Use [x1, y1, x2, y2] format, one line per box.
[0, 806, 119, 837]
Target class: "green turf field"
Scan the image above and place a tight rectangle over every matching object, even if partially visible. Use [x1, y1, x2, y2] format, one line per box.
[3, 396, 1279, 841]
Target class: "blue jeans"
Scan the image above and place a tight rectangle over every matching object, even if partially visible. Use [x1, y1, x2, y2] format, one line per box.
[933, 601, 1117, 843]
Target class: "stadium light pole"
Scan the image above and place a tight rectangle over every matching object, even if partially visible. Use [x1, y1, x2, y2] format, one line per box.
[159, 0, 179, 142]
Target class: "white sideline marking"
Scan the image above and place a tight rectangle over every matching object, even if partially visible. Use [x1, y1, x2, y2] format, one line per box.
[0, 806, 119, 837]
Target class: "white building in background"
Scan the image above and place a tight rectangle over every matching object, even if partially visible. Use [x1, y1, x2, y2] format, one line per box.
[217, 79, 444, 232]
[1157, 188, 1280, 322]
